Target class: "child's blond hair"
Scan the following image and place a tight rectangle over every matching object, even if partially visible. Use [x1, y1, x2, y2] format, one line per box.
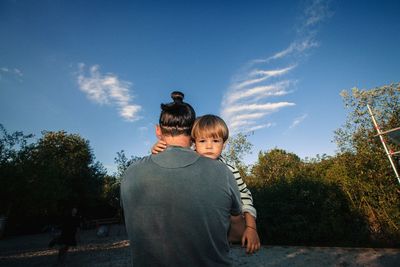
[191, 114, 229, 142]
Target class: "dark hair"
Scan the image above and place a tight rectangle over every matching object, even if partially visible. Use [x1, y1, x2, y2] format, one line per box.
[159, 91, 196, 136]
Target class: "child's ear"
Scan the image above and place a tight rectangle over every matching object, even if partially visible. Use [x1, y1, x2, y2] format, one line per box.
[223, 141, 227, 150]
[155, 125, 162, 139]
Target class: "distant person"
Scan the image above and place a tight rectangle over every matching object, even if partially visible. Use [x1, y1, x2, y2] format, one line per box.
[152, 114, 260, 254]
[49, 207, 81, 265]
[121, 91, 245, 266]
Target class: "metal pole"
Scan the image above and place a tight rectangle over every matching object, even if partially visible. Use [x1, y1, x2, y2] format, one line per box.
[367, 104, 400, 185]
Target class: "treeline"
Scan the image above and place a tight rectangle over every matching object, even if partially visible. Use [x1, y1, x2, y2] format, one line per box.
[1, 83, 399, 247]
[226, 83, 400, 247]
[0, 128, 127, 235]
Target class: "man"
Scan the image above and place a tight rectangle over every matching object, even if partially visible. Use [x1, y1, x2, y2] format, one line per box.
[121, 91, 245, 266]
[48, 207, 81, 265]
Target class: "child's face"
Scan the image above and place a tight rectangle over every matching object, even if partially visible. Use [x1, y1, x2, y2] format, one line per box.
[194, 136, 225, 160]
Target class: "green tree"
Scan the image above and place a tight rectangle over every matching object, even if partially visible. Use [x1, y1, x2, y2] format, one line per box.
[252, 177, 368, 246]
[222, 133, 253, 166]
[114, 150, 141, 179]
[100, 150, 142, 218]
[334, 83, 400, 245]
[1, 128, 108, 234]
[31, 131, 106, 215]
[0, 124, 34, 218]
[250, 148, 304, 186]
[222, 133, 253, 183]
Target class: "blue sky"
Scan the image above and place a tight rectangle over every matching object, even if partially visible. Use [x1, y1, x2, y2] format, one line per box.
[1, 0, 400, 173]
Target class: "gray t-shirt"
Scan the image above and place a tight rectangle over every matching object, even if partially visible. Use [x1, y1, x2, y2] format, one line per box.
[121, 146, 242, 267]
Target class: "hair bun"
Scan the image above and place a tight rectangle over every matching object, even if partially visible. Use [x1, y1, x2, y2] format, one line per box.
[171, 91, 184, 103]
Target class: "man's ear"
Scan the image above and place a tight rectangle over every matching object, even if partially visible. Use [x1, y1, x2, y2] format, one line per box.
[155, 125, 163, 139]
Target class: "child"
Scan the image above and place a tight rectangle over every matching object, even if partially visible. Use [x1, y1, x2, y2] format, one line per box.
[152, 114, 260, 254]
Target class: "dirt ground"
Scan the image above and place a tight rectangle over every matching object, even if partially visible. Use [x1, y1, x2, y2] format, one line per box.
[0, 224, 399, 267]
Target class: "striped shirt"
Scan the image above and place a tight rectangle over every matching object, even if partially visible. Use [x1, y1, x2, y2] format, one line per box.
[218, 157, 257, 219]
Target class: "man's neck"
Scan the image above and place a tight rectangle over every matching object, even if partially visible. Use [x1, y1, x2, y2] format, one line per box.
[162, 135, 191, 148]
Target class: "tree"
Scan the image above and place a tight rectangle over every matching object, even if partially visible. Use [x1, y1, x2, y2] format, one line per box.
[0, 124, 34, 218]
[250, 148, 304, 186]
[100, 151, 142, 218]
[334, 83, 400, 245]
[1, 128, 108, 234]
[31, 131, 106, 215]
[114, 150, 141, 179]
[252, 177, 368, 246]
[222, 133, 253, 182]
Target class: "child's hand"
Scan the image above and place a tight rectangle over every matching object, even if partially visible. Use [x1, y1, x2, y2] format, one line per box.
[152, 140, 167, 154]
[241, 226, 260, 254]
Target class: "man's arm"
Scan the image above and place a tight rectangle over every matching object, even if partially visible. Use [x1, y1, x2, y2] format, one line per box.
[228, 214, 245, 243]
[226, 169, 245, 243]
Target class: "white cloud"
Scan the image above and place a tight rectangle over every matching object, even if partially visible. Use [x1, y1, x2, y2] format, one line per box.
[223, 102, 295, 116]
[233, 112, 269, 121]
[0, 67, 23, 81]
[226, 80, 294, 104]
[13, 68, 23, 77]
[290, 114, 308, 129]
[303, 0, 333, 27]
[270, 39, 319, 61]
[233, 66, 295, 90]
[247, 123, 275, 132]
[120, 105, 141, 121]
[220, 0, 331, 134]
[77, 63, 142, 121]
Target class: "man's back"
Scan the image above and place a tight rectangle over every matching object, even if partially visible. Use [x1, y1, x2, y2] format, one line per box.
[121, 146, 241, 267]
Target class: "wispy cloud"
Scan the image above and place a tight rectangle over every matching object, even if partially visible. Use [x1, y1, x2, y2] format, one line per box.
[138, 123, 155, 148]
[303, 0, 333, 28]
[220, 0, 331, 134]
[0, 67, 23, 81]
[290, 114, 308, 129]
[139, 126, 149, 132]
[77, 63, 142, 121]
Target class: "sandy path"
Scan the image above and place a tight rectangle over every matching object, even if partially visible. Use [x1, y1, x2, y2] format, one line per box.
[1, 225, 399, 267]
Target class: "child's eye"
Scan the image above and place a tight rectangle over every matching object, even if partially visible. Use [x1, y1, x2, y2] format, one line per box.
[198, 140, 206, 143]
[213, 139, 222, 143]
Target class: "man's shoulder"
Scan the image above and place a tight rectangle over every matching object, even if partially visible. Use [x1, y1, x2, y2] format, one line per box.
[130, 155, 151, 167]
[122, 156, 152, 177]
[197, 156, 233, 174]
[217, 156, 237, 172]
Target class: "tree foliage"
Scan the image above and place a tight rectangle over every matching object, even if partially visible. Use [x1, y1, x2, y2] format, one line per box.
[252, 177, 368, 246]
[221, 133, 253, 181]
[100, 150, 142, 217]
[222, 133, 253, 167]
[2, 82, 399, 246]
[241, 83, 400, 246]
[0, 127, 109, 234]
[332, 83, 400, 244]
[251, 149, 303, 186]
[0, 124, 35, 219]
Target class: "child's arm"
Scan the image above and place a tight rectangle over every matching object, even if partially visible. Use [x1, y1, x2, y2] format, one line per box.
[151, 140, 167, 154]
[223, 159, 260, 254]
[242, 212, 260, 254]
[239, 181, 260, 254]
[236, 174, 257, 219]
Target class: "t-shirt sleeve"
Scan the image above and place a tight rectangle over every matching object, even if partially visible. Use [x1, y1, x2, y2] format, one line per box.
[227, 171, 242, 216]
